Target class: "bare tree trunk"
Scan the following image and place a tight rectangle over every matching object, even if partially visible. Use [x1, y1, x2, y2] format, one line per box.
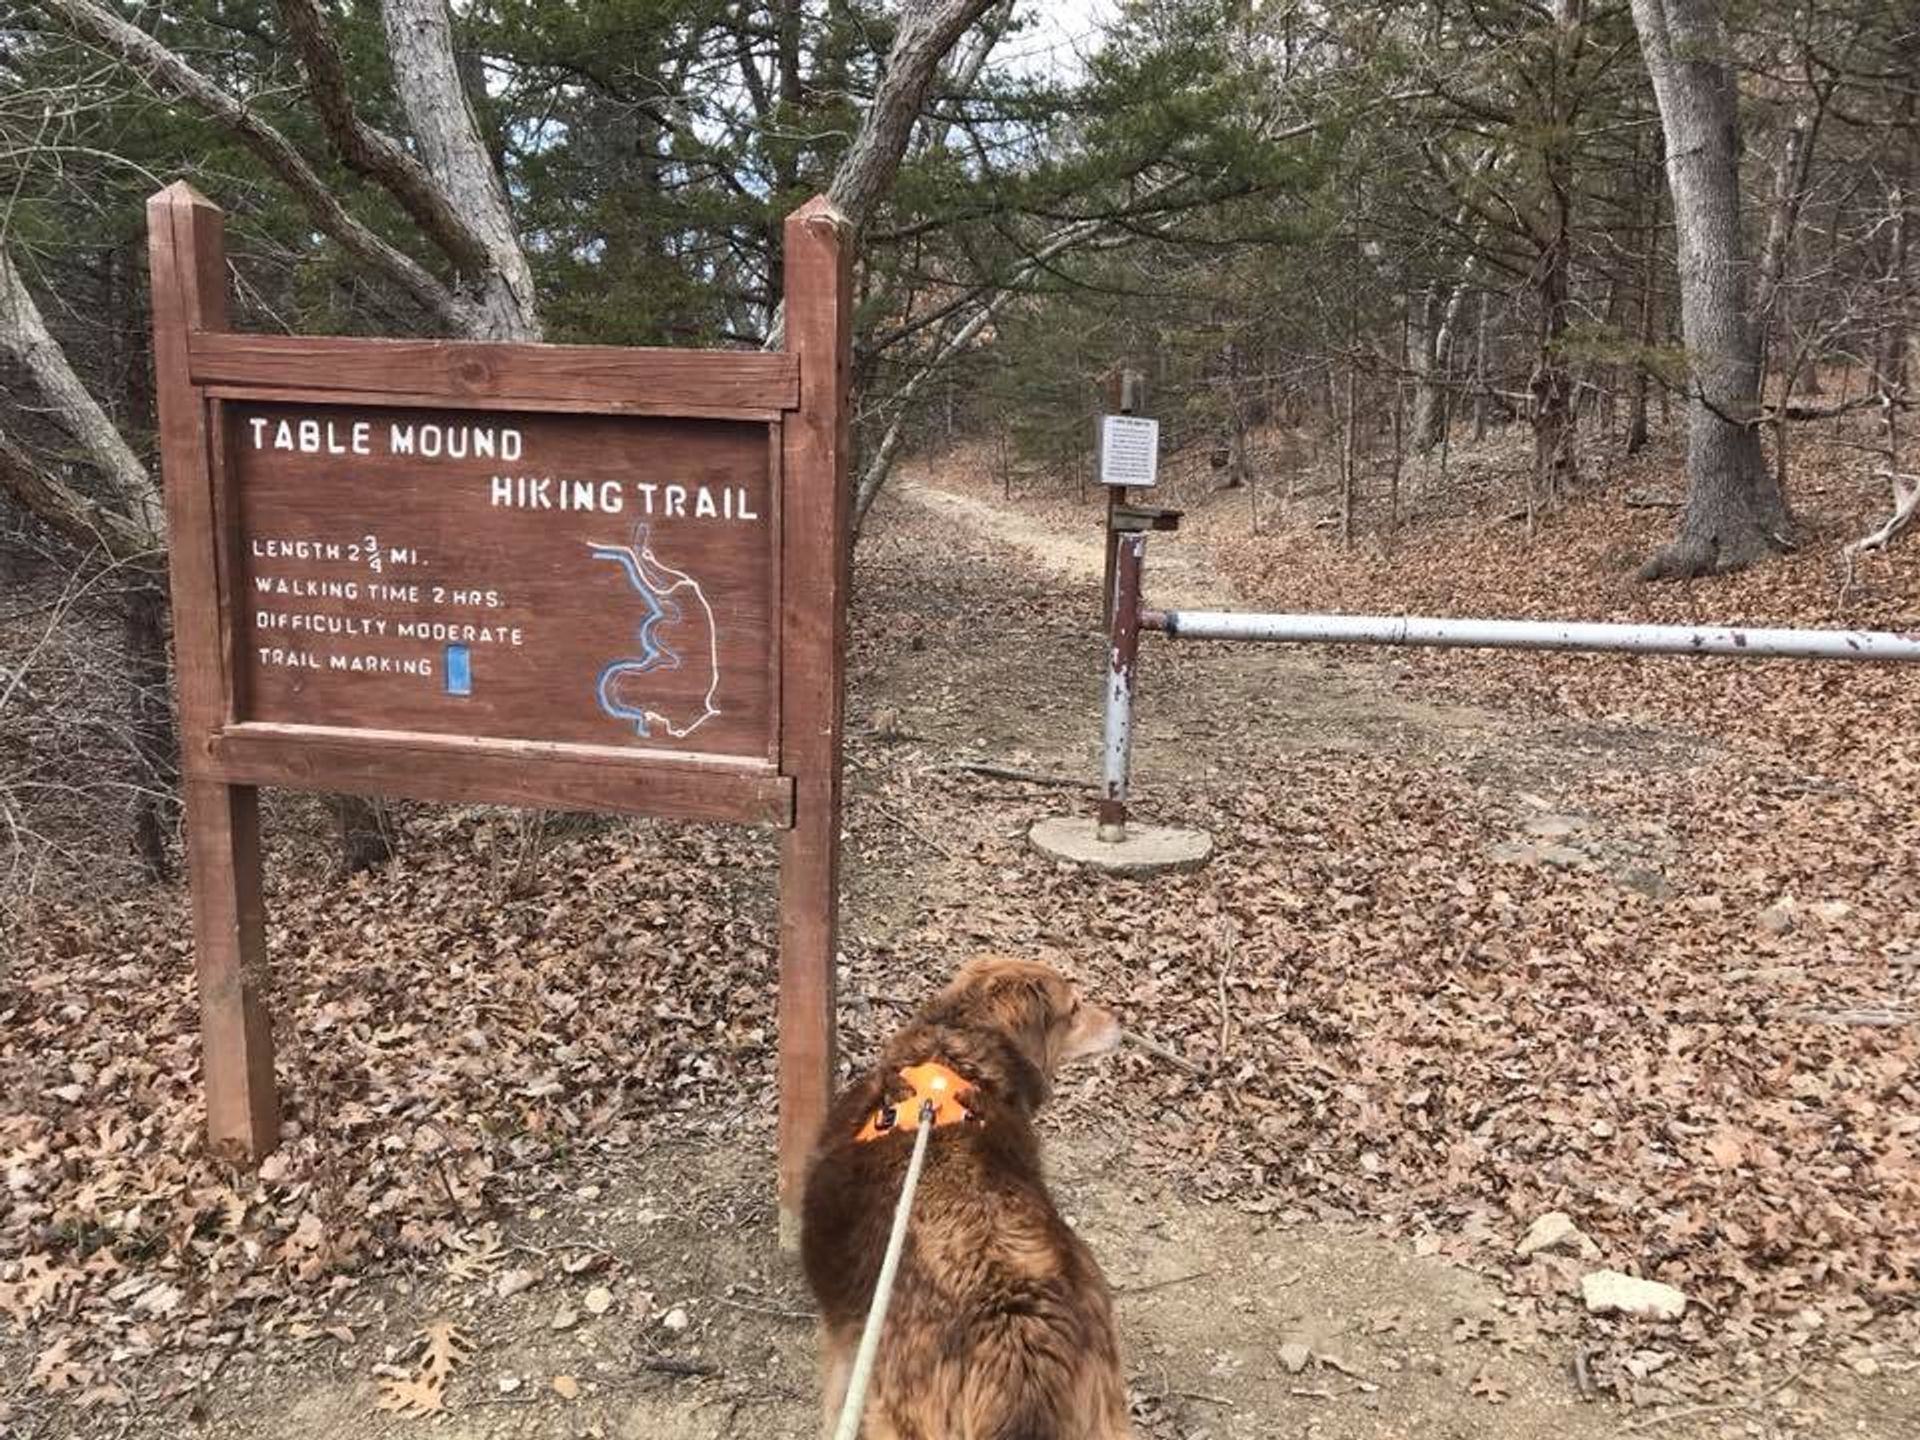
[1340, 368, 1358, 546]
[379, 0, 540, 340]
[1530, 219, 1577, 506]
[1390, 376, 1405, 542]
[1411, 149, 1497, 453]
[764, 0, 999, 349]
[1473, 291, 1491, 441]
[1627, 151, 1662, 454]
[825, 0, 1000, 236]
[1413, 284, 1466, 453]
[126, 579, 177, 881]
[42, 0, 466, 328]
[1529, 1, 1583, 503]
[1409, 287, 1444, 452]
[0, 248, 161, 556]
[1427, 284, 1472, 452]
[1632, 0, 1790, 578]
[1873, 89, 1916, 405]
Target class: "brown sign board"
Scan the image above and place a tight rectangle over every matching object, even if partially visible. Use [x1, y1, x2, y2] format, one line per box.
[231, 405, 779, 759]
[149, 183, 850, 1240]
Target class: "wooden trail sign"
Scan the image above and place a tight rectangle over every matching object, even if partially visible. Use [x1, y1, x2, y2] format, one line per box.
[148, 183, 851, 1239]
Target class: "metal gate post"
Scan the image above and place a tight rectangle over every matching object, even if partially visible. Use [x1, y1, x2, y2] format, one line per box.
[1030, 518, 1209, 874]
[1100, 530, 1146, 842]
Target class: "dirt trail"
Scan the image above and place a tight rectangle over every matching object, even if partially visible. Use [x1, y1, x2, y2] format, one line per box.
[895, 474, 1225, 608]
[889, 469, 1705, 808]
[181, 1132, 1662, 1440]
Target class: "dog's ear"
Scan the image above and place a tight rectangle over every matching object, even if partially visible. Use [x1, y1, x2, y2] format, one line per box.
[950, 958, 1053, 1057]
[946, 955, 1118, 1079]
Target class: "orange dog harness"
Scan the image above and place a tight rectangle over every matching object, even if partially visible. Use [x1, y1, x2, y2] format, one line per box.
[854, 1061, 976, 1142]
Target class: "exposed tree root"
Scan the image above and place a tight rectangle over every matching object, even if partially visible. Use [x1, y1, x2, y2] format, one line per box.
[1637, 525, 1790, 581]
[1844, 469, 1920, 563]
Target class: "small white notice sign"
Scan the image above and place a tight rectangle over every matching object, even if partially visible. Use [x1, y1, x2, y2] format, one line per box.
[1097, 415, 1159, 488]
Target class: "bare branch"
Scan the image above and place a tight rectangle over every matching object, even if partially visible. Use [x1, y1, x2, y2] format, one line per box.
[853, 211, 1138, 521]
[1845, 469, 1920, 563]
[379, 0, 539, 340]
[32, 0, 463, 329]
[275, 0, 492, 280]
[0, 245, 160, 561]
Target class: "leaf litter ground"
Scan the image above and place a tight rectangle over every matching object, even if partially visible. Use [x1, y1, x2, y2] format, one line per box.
[3, 425, 1918, 1437]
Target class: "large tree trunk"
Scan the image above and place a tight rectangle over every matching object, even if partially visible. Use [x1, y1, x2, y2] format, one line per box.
[824, 0, 1000, 237]
[1530, 215, 1577, 507]
[1412, 148, 1496, 454]
[380, 0, 540, 340]
[1410, 287, 1464, 454]
[1631, 0, 1789, 579]
[765, 0, 1000, 349]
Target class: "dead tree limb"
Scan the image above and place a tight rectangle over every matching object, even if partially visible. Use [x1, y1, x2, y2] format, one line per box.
[33, 0, 463, 328]
[1844, 468, 1920, 568]
[926, 761, 1096, 789]
[0, 248, 160, 560]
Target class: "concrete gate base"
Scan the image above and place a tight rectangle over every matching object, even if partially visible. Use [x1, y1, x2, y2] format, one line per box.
[1028, 816, 1214, 875]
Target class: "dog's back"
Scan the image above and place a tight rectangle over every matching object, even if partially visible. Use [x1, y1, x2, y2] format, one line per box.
[801, 959, 1129, 1439]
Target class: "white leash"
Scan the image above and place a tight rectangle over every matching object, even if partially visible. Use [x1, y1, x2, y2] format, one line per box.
[831, 1098, 936, 1440]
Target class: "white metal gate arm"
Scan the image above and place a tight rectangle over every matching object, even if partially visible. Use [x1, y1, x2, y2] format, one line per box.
[1141, 610, 1920, 662]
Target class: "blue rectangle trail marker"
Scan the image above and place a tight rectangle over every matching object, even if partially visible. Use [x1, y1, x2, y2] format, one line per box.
[445, 644, 472, 696]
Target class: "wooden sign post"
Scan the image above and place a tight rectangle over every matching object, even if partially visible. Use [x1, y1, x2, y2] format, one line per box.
[1100, 367, 1150, 626]
[147, 182, 851, 1242]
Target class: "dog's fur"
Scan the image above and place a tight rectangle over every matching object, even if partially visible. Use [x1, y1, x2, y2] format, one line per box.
[800, 955, 1130, 1440]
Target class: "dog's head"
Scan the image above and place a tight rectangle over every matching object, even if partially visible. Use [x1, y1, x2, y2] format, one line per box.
[930, 954, 1121, 1085]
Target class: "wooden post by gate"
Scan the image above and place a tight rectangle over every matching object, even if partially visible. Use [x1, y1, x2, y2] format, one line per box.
[1100, 367, 1148, 626]
[147, 182, 851, 1242]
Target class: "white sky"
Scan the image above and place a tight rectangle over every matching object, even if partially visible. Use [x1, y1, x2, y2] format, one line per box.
[1000, 0, 1117, 80]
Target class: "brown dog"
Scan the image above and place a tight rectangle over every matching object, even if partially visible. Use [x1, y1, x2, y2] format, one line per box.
[800, 955, 1130, 1439]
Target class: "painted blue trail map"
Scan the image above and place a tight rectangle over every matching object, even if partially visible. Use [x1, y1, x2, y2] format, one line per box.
[590, 526, 722, 739]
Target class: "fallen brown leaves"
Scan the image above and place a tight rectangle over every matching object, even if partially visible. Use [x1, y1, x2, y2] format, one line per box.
[374, 1320, 473, 1417]
[1, 810, 780, 1417]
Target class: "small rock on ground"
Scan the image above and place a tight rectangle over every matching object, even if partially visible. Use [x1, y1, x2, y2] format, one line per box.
[1515, 1211, 1599, 1261]
[1580, 1270, 1686, 1321]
